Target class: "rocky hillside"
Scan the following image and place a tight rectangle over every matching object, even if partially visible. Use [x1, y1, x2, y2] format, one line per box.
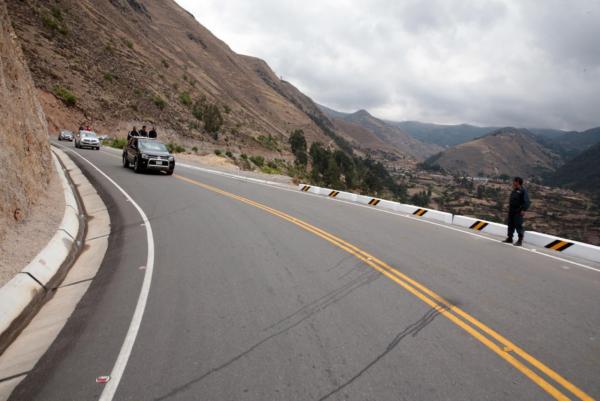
[0, 0, 51, 241]
[319, 105, 442, 160]
[6, 0, 344, 155]
[425, 128, 562, 177]
[547, 142, 600, 196]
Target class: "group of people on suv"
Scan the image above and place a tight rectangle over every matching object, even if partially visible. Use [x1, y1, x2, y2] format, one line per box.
[128, 125, 158, 139]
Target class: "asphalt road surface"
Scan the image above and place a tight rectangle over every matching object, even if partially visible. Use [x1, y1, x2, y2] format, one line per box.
[9, 142, 600, 401]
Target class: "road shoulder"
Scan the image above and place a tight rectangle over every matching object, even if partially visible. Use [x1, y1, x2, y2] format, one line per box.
[0, 147, 110, 400]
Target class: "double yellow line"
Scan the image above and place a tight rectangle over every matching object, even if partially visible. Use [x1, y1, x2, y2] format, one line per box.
[175, 174, 593, 401]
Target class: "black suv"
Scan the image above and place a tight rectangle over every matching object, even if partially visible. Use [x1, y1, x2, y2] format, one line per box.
[123, 137, 175, 175]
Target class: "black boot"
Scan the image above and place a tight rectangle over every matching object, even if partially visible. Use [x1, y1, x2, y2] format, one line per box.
[514, 238, 523, 246]
[502, 237, 513, 244]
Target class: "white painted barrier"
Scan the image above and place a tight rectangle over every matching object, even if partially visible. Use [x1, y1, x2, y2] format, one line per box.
[336, 191, 357, 202]
[452, 215, 507, 237]
[524, 231, 600, 262]
[297, 183, 600, 263]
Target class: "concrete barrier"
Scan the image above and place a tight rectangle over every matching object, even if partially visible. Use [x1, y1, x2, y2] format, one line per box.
[524, 231, 600, 261]
[452, 215, 507, 237]
[296, 184, 600, 263]
[395, 203, 453, 224]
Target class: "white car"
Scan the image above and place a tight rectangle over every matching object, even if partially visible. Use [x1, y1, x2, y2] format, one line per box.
[75, 130, 100, 150]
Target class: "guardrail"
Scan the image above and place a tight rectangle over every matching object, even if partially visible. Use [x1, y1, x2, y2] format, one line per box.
[298, 184, 600, 263]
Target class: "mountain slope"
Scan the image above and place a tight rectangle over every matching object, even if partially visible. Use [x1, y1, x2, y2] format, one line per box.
[6, 0, 341, 152]
[425, 128, 562, 177]
[538, 127, 600, 159]
[547, 142, 600, 195]
[391, 121, 496, 147]
[319, 106, 441, 159]
[0, 0, 51, 241]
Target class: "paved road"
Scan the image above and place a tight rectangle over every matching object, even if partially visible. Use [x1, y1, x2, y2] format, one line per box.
[8, 142, 600, 400]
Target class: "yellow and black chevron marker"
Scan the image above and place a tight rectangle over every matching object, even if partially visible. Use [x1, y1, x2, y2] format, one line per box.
[301, 185, 311, 192]
[413, 208, 428, 216]
[328, 191, 340, 198]
[469, 220, 489, 231]
[544, 239, 574, 252]
[368, 198, 381, 206]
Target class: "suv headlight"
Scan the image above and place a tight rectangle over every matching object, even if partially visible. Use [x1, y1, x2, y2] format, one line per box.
[168, 156, 174, 161]
[141, 153, 149, 159]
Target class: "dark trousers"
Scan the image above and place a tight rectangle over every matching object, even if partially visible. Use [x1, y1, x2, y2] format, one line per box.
[507, 212, 524, 239]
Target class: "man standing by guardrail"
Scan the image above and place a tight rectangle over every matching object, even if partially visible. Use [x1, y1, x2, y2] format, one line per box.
[503, 177, 531, 246]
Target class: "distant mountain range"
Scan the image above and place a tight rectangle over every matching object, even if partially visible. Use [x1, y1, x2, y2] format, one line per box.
[535, 127, 600, 160]
[547, 142, 600, 196]
[389, 121, 496, 147]
[424, 127, 562, 177]
[319, 105, 442, 159]
[320, 104, 599, 181]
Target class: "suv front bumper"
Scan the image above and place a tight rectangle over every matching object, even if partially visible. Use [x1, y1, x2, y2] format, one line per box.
[142, 157, 174, 171]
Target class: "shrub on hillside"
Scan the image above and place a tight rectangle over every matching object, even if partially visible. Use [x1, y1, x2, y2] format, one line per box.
[103, 138, 127, 149]
[152, 95, 166, 109]
[52, 85, 76, 106]
[41, 12, 68, 35]
[166, 142, 185, 153]
[179, 92, 192, 107]
[256, 134, 279, 151]
[202, 103, 223, 134]
[289, 129, 308, 166]
[249, 155, 265, 167]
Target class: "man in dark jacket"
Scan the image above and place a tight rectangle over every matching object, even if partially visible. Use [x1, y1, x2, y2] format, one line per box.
[148, 126, 157, 138]
[502, 176, 531, 246]
[128, 126, 139, 139]
[139, 125, 149, 137]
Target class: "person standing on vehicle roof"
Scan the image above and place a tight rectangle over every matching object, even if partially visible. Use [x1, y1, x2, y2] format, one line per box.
[128, 126, 139, 139]
[139, 125, 148, 137]
[149, 126, 157, 138]
[502, 176, 531, 246]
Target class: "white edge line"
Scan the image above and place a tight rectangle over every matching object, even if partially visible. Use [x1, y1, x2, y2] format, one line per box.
[95, 144, 600, 273]
[55, 145, 155, 401]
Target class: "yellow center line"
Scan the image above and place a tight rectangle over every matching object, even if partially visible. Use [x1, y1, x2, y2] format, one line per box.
[175, 174, 593, 401]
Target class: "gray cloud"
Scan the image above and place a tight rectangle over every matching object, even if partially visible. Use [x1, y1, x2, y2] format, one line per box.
[176, 0, 600, 130]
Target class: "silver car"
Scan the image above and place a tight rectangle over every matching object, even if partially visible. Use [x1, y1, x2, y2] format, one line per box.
[75, 130, 100, 150]
[58, 129, 73, 141]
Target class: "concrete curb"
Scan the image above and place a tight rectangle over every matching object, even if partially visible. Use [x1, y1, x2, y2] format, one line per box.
[0, 149, 85, 355]
[298, 184, 600, 263]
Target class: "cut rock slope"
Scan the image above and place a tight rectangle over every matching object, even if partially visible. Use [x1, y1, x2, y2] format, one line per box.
[0, 0, 51, 241]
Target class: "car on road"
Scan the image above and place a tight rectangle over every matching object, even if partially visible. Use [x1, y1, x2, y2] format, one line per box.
[122, 137, 175, 175]
[57, 129, 74, 141]
[75, 130, 100, 150]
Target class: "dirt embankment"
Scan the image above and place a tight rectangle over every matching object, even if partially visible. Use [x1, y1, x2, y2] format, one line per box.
[0, 0, 51, 241]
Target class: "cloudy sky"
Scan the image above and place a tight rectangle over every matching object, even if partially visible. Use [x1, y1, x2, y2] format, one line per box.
[176, 0, 600, 130]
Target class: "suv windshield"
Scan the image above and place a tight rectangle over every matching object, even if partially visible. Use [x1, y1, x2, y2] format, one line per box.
[139, 140, 168, 153]
[81, 131, 97, 138]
